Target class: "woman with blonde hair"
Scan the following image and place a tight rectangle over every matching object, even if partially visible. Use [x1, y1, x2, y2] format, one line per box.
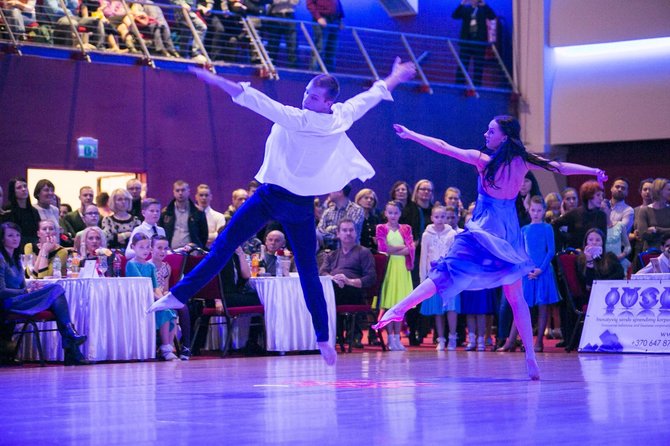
[102, 188, 141, 251]
[354, 188, 380, 251]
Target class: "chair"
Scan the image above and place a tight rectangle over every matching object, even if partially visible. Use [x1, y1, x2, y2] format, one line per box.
[2, 310, 59, 366]
[335, 252, 388, 353]
[638, 248, 662, 271]
[186, 255, 264, 356]
[164, 253, 187, 288]
[553, 249, 587, 352]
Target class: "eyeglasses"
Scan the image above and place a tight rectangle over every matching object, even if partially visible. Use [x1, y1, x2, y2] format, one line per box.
[85, 212, 100, 216]
[418, 188, 433, 192]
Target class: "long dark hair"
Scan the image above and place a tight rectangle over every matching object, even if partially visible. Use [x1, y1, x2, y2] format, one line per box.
[482, 116, 556, 189]
[0, 222, 22, 267]
[7, 177, 33, 209]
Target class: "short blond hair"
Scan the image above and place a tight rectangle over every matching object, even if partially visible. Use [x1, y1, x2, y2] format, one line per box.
[109, 188, 133, 214]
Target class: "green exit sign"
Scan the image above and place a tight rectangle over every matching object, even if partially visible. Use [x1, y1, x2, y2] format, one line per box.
[77, 137, 98, 159]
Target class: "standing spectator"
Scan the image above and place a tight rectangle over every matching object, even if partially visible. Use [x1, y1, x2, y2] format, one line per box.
[33, 179, 61, 233]
[544, 192, 562, 223]
[376, 201, 415, 351]
[194, 184, 226, 248]
[635, 177, 670, 251]
[126, 178, 144, 220]
[316, 183, 364, 250]
[602, 198, 632, 273]
[354, 188, 380, 252]
[307, 0, 343, 71]
[199, 0, 227, 61]
[451, 0, 496, 86]
[125, 198, 165, 259]
[223, 188, 249, 224]
[141, 0, 181, 57]
[4, 177, 41, 248]
[96, 192, 113, 218]
[62, 186, 99, 236]
[2, 0, 37, 41]
[101, 188, 141, 251]
[608, 177, 634, 233]
[552, 180, 607, 250]
[443, 186, 466, 228]
[631, 178, 654, 271]
[159, 180, 208, 250]
[266, 0, 299, 67]
[560, 187, 578, 215]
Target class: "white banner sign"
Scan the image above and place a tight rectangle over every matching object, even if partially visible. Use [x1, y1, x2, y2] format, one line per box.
[579, 279, 670, 353]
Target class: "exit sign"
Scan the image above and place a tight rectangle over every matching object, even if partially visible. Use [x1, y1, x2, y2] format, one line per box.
[77, 137, 98, 159]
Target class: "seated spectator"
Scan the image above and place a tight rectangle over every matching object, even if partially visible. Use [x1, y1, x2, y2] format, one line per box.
[170, 0, 207, 61]
[78, 226, 116, 275]
[1, 0, 37, 41]
[262, 229, 294, 275]
[24, 220, 69, 279]
[73, 204, 101, 251]
[1, 222, 88, 365]
[354, 188, 380, 252]
[3, 177, 41, 248]
[81, 0, 125, 52]
[126, 198, 165, 259]
[553, 180, 607, 250]
[636, 233, 670, 274]
[41, 0, 105, 49]
[125, 233, 179, 361]
[576, 228, 625, 296]
[635, 178, 670, 251]
[150, 235, 192, 360]
[101, 188, 140, 251]
[140, 0, 181, 58]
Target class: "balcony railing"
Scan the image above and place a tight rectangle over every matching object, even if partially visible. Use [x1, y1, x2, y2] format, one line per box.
[0, 1, 517, 96]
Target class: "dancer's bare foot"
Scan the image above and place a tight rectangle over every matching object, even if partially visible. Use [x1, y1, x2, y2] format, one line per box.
[146, 293, 185, 314]
[526, 358, 540, 381]
[371, 308, 404, 331]
[317, 341, 337, 366]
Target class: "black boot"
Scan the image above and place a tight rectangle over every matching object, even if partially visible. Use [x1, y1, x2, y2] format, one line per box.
[61, 323, 87, 350]
[64, 347, 89, 366]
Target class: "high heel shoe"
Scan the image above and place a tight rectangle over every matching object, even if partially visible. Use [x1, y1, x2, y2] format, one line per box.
[62, 323, 87, 349]
[64, 347, 90, 366]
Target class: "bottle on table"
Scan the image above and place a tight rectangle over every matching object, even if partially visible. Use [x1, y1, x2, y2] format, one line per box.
[258, 245, 267, 276]
[52, 256, 62, 278]
[112, 253, 122, 277]
[251, 253, 260, 278]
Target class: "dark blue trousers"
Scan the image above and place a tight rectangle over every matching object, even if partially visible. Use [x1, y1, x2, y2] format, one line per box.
[171, 184, 329, 342]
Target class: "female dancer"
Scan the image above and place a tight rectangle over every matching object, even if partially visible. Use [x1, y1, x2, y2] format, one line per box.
[373, 116, 607, 380]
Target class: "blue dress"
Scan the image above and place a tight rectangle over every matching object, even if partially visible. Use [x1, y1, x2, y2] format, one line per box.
[126, 260, 176, 330]
[429, 181, 534, 301]
[0, 257, 64, 315]
[521, 223, 560, 306]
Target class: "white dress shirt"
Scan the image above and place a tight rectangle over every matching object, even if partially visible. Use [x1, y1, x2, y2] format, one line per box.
[202, 206, 226, 247]
[125, 221, 166, 259]
[232, 80, 394, 196]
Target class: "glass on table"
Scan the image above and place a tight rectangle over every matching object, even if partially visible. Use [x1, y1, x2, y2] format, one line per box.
[97, 255, 108, 277]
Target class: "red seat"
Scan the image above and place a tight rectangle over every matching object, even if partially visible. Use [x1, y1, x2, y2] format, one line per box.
[164, 253, 186, 288]
[3, 310, 59, 366]
[186, 255, 264, 356]
[335, 252, 388, 353]
[554, 249, 587, 352]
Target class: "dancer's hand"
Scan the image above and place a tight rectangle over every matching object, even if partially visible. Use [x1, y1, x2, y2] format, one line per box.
[596, 169, 608, 188]
[393, 124, 412, 139]
[390, 56, 416, 83]
[188, 66, 243, 97]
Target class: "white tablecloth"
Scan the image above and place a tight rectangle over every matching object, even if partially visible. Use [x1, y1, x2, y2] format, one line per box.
[249, 276, 336, 352]
[17, 277, 156, 361]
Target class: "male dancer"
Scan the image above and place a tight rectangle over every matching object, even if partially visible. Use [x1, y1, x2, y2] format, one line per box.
[148, 58, 416, 365]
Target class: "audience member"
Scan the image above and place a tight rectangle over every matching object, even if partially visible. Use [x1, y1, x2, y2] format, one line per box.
[33, 179, 61, 232]
[159, 180, 208, 250]
[552, 180, 607, 250]
[194, 184, 226, 248]
[78, 226, 116, 275]
[307, 0, 343, 71]
[602, 198, 631, 273]
[126, 198, 166, 259]
[4, 177, 41, 248]
[73, 204, 101, 251]
[631, 178, 654, 270]
[354, 188, 380, 252]
[636, 233, 670, 274]
[576, 228, 625, 295]
[127, 232, 180, 360]
[2, 0, 37, 41]
[543, 191, 562, 223]
[443, 186, 465, 227]
[608, 177, 634, 233]
[319, 218, 376, 346]
[635, 177, 670, 251]
[142, 0, 181, 57]
[96, 192, 113, 218]
[451, 0, 496, 87]
[223, 188, 249, 224]
[42, 0, 105, 48]
[516, 171, 541, 228]
[262, 229, 292, 275]
[126, 178, 144, 220]
[1, 222, 88, 365]
[59, 203, 72, 219]
[62, 186, 99, 236]
[170, 0, 207, 61]
[102, 188, 141, 251]
[317, 183, 364, 250]
[560, 187, 578, 215]
[24, 219, 69, 279]
[266, 0, 298, 67]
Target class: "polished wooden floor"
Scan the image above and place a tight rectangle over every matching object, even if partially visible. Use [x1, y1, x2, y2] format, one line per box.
[2, 345, 668, 446]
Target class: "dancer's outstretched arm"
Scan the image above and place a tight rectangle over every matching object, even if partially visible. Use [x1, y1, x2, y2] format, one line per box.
[393, 124, 486, 166]
[530, 159, 608, 185]
[189, 67, 243, 97]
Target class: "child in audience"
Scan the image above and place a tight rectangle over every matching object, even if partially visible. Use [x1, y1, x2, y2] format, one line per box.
[419, 206, 460, 351]
[376, 201, 415, 351]
[499, 196, 560, 352]
[126, 233, 179, 361]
